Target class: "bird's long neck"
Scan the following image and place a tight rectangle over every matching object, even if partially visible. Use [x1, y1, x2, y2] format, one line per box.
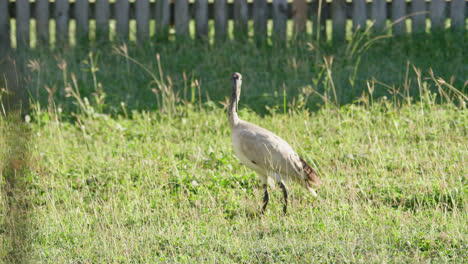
[228, 81, 240, 127]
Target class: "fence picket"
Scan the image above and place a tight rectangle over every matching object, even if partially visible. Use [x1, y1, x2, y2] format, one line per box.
[175, 0, 189, 36]
[272, 0, 288, 40]
[430, 0, 446, 30]
[412, 0, 426, 33]
[115, 0, 129, 40]
[332, 0, 346, 41]
[55, 0, 69, 45]
[136, 0, 150, 41]
[156, 0, 170, 34]
[372, 0, 386, 32]
[451, 0, 466, 31]
[0, 0, 8, 56]
[234, 0, 248, 36]
[214, 0, 228, 39]
[392, 0, 406, 34]
[195, 0, 209, 39]
[353, 0, 366, 31]
[75, 0, 89, 41]
[16, 0, 29, 49]
[96, 0, 110, 40]
[36, 0, 49, 45]
[254, 0, 267, 39]
[292, 0, 307, 33]
[311, 0, 326, 40]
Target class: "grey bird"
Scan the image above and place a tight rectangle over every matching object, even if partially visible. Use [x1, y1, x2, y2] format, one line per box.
[228, 72, 321, 214]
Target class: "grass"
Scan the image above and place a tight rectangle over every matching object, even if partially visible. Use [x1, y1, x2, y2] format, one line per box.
[1, 29, 467, 262]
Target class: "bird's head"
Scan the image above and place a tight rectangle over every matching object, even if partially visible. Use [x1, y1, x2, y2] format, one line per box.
[229, 72, 242, 113]
[231, 72, 242, 98]
[231, 72, 242, 89]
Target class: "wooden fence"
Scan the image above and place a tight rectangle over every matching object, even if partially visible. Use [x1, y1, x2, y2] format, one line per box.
[0, 0, 467, 51]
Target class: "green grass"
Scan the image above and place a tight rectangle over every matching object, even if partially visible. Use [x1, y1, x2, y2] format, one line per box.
[1, 31, 468, 262]
[1, 101, 467, 262]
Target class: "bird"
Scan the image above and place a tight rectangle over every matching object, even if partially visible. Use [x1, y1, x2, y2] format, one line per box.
[228, 72, 321, 214]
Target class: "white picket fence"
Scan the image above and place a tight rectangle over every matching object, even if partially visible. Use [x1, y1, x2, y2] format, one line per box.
[0, 0, 467, 51]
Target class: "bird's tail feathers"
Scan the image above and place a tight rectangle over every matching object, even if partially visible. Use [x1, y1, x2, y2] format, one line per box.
[299, 157, 321, 189]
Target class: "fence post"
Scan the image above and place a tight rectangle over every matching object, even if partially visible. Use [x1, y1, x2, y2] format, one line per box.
[215, 0, 228, 40]
[75, 0, 89, 42]
[353, 0, 367, 31]
[272, 0, 288, 41]
[430, 0, 446, 31]
[0, 0, 9, 57]
[450, 0, 466, 31]
[412, 0, 426, 33]
[55, 0, 69, 46]
[16, 0, 30, 49]
[332, 0, 346, 42]
[175, 0, 189, 36]
[195, 0, 209, 39]
[311, 0, 325, 41]
[292, 0, 307, 33]
[372, 0, 386, 32]
[136, 0, 150, 42]
[156, 0, 170, 35]
[392, 0, 406, 35]
[115, 0, 129, 40]
[36, 0, 49, 46]
[254, 0, 267, 40]
[234, 0, 248, 38]
[96, 0, 110, 41]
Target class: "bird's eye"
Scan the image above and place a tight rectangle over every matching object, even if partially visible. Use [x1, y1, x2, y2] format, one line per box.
[232, 73, 242, 81]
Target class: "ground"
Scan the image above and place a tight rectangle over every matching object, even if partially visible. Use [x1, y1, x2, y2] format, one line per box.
[0, 32, 467, 262]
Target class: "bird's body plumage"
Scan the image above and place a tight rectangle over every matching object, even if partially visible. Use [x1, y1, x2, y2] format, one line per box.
[228, 72, 320, 214]
[232, 120, 312, 188]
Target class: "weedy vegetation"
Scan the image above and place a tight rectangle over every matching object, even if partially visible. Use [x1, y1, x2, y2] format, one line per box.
[0, 27, 467, 262]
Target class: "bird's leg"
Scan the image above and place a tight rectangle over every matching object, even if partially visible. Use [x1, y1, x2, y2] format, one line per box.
[261, 184, 269, 215]
[279, 182, 288, 214]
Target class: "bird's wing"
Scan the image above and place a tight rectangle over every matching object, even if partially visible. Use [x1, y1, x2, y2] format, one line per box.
[236, 122, 301, 177]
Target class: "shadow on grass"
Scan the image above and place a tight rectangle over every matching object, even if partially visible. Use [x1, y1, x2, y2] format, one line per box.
[362, 185, 467, 212]
[382, 188, 466, 212]
[1, 54, 32, 263]
[10, 31, 468, 118]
